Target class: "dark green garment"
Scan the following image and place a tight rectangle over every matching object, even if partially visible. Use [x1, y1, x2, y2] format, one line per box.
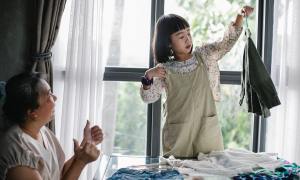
[240, 34, 281, 118]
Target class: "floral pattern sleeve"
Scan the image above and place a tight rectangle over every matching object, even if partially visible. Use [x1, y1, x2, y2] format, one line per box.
[196, 22, 243, 61]
[140, 77, 165, 104]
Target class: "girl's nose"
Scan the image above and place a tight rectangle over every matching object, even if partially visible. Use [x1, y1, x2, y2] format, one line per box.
[186, 36, 192, 43]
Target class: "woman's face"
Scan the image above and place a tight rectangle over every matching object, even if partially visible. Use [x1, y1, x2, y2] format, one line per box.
[33, 79, 57, 123]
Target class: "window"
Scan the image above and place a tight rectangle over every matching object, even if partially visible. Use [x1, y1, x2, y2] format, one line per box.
[101, 0, 152, 156]
[102, 0, 151, 68]
[104, 0, 259, 156]
[102, 82, 147, 155]
[55, 0, 267, 156]
[217, 85, 252, 149]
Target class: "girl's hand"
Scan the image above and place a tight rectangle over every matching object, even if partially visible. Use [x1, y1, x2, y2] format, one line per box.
[82, 120, 103, 146]
[145, 65, 166, 80]
[240, 6, 254, 17]
[73, 139, 100, 164]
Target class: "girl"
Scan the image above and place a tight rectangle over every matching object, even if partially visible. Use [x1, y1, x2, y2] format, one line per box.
[0, 73, 103, 179]
[140, 6, 254, 158]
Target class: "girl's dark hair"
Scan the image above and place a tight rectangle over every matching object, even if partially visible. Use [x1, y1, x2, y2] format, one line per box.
[2, 73, 42, 125]
[152, 14, 190, 63]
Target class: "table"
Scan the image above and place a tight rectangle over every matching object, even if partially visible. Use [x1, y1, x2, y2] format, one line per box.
[93, 155, 230, 180]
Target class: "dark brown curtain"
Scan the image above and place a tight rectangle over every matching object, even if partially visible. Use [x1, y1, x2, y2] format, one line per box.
[31, 0, 67, 132]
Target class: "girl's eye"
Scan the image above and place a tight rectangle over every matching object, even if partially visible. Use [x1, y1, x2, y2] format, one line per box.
[180, 36, 184, 39]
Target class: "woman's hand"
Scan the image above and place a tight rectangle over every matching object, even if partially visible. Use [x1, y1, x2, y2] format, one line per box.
[62, 135, 101, 179]
[240, 6, 254, 17]
[82, 120, 103, 145]
[145, 65, 166, 80]
[73, 139, 100, 164]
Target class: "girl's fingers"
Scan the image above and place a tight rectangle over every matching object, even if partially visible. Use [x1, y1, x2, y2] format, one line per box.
[159, 72, 166, 77]
[158, 74, 166, 78]
[158, 69, 166, 74]
[157, 67, 166, 72]
[245, 6, 254, 15]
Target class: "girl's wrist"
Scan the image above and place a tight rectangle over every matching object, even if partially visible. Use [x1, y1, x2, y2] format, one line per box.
[237, 13, 244, 18]
[238, 10, 245, 17]
[145, 72, 152, 80]
[142, 84, 151, 90]
[141, 75, 153, 86]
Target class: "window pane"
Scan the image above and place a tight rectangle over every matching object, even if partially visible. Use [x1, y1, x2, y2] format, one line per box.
[164, 0, 257, 71]
[217, 85, 252, 149]
[160, 84, 252, 154]
[102, 82, 147, 155]
[102, 0, 151, 68]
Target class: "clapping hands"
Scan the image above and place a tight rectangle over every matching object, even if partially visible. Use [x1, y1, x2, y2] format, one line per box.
[73, 120, 103, 165]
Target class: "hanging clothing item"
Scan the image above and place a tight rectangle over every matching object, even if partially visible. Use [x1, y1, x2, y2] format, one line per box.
[240, 30, 281, 118]
[162, 52, 224, 158]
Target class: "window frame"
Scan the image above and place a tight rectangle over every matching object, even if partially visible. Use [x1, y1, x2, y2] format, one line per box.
[102, 0, 274, 156]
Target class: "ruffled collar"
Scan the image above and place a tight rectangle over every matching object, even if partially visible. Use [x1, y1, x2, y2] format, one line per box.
[164, 55, 198, 74]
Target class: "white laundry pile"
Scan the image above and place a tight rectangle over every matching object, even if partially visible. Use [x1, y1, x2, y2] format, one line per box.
[160, 149, 283, 177]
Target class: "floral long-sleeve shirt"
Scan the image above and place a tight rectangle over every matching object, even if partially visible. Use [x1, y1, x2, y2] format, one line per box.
[140, 22, 243, 103]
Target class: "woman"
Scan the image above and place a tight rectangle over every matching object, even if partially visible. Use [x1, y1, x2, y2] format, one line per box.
[0, 73, 103, 180]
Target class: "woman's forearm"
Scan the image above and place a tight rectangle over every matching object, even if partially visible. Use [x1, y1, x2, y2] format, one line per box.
[61, 158, 86, 180]
[61, 156, 75, 177]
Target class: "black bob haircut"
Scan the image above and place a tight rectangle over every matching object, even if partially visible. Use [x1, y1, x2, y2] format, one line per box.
[2, 73, 44, 125]
[152, 14, 190, 63]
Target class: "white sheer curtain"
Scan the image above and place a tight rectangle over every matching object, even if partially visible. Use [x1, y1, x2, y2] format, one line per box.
[53, 0, 105, 179]
[266, 0, 300, 164]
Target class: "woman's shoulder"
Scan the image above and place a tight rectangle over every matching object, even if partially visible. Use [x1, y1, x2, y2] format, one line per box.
[0, 125, 23, 145]
[0, 125, 32, 157]
[0, 126, 42, 179]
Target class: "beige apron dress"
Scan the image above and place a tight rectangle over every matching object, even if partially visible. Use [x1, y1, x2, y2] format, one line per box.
[162, 53, 224, 158]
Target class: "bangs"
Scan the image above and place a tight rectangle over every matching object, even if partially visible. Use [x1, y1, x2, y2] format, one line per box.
[169, 17, 189, 33]
[157, 14, 190, 35]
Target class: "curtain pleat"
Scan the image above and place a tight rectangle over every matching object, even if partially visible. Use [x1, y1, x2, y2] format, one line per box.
[31, 0, 67, 132]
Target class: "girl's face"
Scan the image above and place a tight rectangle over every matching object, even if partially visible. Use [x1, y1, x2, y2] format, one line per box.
[33, 79, 57, 123]
[170, 27, 193, 60]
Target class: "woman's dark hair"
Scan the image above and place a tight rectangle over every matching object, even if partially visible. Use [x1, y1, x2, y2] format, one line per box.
[2, 73, 43, 125]
[152, 14, 190, 63]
